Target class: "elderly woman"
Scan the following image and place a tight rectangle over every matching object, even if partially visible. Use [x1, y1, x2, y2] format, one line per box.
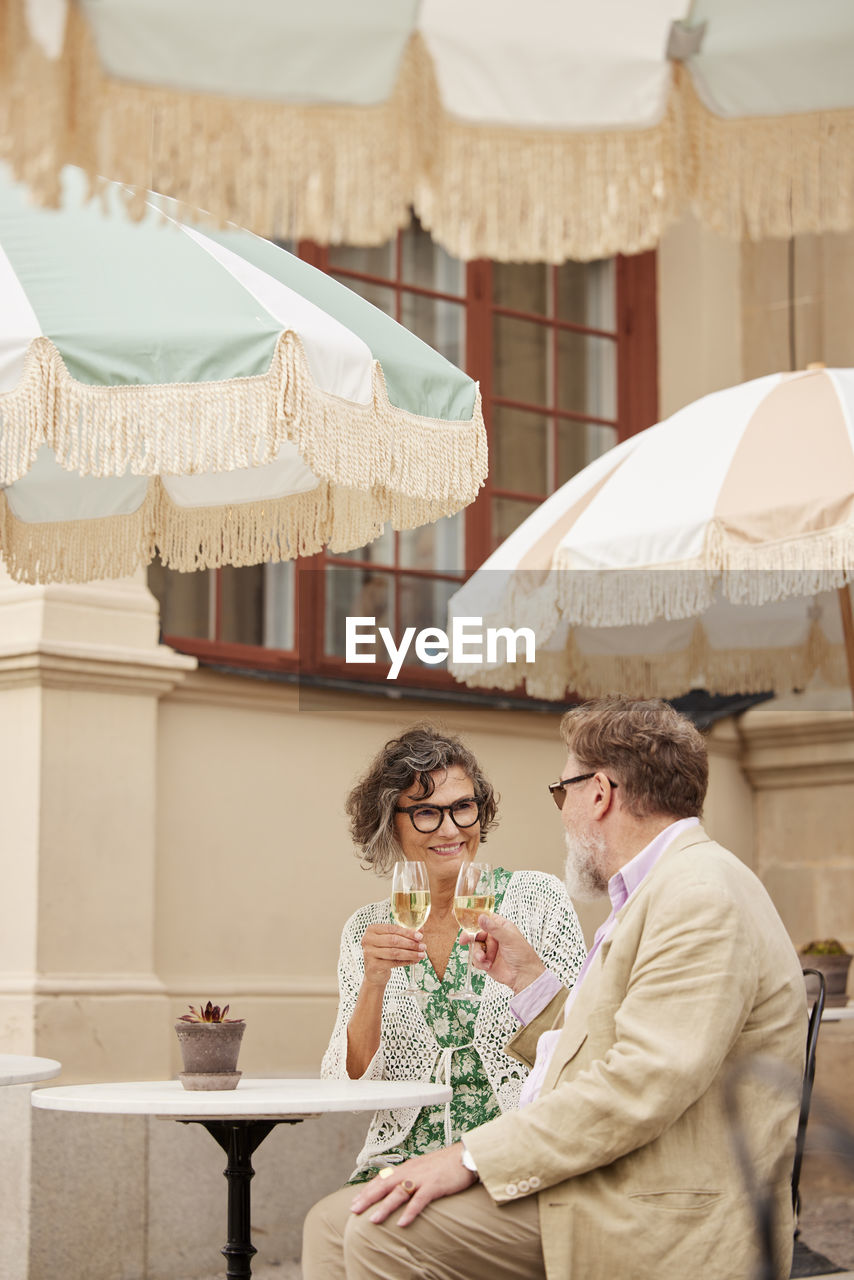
[304, 726, 584, 1273]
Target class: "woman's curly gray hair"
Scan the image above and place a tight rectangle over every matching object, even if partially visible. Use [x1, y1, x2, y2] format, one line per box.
[346, 724, 498, 876]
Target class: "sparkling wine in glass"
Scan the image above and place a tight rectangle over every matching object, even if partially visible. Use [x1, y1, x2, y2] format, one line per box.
[451, 861, 494, 1002]
[391, 861, 431, 998]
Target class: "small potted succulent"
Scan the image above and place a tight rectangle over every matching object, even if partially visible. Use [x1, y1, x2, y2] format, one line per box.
[799, 939, 852, 1008]
[175, 1001, 246, 1090]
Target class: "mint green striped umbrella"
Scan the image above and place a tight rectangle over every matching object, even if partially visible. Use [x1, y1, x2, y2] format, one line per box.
[0, 166, 486, 583]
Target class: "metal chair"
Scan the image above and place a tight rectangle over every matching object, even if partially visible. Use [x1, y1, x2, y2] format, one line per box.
[788, 969, 840, 1278]
[728, 970, 836, 1278]
[792, 968, 827, 1217]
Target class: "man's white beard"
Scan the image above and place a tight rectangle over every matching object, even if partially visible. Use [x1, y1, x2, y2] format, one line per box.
[563, 828, 609, 901]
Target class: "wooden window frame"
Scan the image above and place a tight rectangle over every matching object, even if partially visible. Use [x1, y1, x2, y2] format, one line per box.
[159, 241, 658, 696]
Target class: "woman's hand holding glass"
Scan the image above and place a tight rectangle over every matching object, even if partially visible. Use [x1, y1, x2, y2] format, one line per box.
[388, 860, 431, 999]
[359, 922, 427, 989]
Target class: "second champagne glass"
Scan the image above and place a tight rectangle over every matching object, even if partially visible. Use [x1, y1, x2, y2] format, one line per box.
[450, 861, 495, 1001]
[390, 860, 431, 998]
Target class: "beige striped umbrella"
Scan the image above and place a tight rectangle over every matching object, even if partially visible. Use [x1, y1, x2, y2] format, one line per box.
[448, 367, 854, 702]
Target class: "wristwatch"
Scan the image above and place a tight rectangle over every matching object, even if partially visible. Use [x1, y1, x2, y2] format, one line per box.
[461, 1145, 479, 1177]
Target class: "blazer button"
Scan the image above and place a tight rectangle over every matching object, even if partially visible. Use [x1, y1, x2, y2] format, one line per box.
[529, 1176, 541, 1189]
[518, 1179, 530, 1193]
[505, 1183, 518, 1197]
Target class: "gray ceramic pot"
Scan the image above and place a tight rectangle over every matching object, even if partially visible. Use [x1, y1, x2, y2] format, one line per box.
[175, 1020, 245, 1090]
[801, 953, 852, 1008]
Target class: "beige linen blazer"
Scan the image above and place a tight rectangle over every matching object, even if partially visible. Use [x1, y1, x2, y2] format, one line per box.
[465, 826, 806, 1280]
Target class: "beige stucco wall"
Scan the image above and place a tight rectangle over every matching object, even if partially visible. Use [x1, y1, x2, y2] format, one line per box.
[156, 676, 594, 1078]
[150, 673, 759, 1082]
[3, 216, 854, 1279]
[742, 230, 854, 379]
[657, 214, 743, 416]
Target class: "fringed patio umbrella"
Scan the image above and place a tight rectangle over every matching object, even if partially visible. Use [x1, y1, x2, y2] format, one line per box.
[448, 367, 854, 703]
[0, 165, 486, 584]
[1, 0, 853, 264]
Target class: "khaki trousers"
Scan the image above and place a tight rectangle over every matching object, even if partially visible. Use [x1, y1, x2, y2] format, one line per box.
[302, 1181, 545, 1280]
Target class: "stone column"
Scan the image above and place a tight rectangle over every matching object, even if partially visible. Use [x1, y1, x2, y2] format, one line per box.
[738, 689, 854, 954]
[0, 568, 195, 1279]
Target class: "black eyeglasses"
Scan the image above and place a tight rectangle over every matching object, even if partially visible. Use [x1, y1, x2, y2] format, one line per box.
[548, 773, 618, 810]
[395, 797, 481, 834]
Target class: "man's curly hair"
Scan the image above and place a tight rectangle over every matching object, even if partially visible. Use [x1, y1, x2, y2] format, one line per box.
[560, 697, 707, 820]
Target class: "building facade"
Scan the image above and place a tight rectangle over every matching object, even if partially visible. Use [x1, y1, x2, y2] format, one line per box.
[2, 215, 854, 1278]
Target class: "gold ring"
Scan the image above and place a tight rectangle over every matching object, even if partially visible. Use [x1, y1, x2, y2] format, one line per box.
[401, 1179, 415, 1196]
[378, 1167, 395, 1180]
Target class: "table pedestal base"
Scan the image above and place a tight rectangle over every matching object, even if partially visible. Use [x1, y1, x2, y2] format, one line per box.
[194, 1118, 302, 1279]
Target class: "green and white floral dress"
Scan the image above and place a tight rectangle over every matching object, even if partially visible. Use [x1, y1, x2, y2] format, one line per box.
[320, 866, 586, 1182]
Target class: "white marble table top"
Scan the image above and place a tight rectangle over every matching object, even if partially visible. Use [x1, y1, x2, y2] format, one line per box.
[821, 1005, 854, 1022]
[31, 1077, 451, 1119]
[0, 1055, 62, 1087]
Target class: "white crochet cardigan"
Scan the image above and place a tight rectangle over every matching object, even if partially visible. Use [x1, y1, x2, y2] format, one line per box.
[321, 869, 585, 1178]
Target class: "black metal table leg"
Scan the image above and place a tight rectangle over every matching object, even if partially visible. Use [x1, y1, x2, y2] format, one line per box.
[193, 1118, 302, 1279]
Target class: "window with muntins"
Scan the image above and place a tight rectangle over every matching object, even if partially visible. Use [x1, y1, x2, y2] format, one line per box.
[148, 221, 657, 694]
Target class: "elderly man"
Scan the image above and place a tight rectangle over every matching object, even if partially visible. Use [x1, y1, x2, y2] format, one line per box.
[303, 697, 805, 1280]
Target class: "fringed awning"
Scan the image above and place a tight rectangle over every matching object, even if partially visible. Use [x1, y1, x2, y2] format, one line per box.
[2, 0, 854, 263]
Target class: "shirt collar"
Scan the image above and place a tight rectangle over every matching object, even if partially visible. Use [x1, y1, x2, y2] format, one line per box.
[608, 816, 700, 913]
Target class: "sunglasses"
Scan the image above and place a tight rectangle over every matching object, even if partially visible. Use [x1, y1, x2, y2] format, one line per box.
[548, 773, 618, 809]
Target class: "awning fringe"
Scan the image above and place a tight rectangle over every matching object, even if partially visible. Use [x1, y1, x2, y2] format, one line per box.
[0, 476, 473, 584]
[450, 620, 840, 701]
[0, 334, 487, 507]
[3, 1, 854, 260]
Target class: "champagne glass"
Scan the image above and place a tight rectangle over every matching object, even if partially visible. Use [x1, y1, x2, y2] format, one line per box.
[450, 861, 495, 1002]
[390, 861, 431, 998]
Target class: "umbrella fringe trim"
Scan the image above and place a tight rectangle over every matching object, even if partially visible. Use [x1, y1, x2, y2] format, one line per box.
[685, 72, 854, 241]
[0, 478, 471, 584]
[413, 45, 687, 265]
[0, 0, 417, 247]
[0, 485, 160, 584]
[528, 541, 854, 629]
[5, 6, 854, 261]
[279, 335, 487, 505]
[0, 334, 487, 504]
[153, 482, 466, 573]
[449, 621, 840, 702]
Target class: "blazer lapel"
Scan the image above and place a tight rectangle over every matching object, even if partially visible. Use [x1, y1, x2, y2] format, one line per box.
[537, 947, 604, 1094]
[598, 822, 713, 939]
[537, 824, 715, 1095]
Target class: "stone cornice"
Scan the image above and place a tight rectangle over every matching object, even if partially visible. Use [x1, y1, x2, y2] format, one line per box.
[738, 702, 854, 789]
[165, 667, 564, 739]
[0, 641, 196, 696]
[0, 578, 159, 615]
[0, 972, 166, 996]
[0, 973, 337, 999]
[165, 667, 301, 714]
[164, 978, 338, 1000]
[705, 717, 743, 761]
